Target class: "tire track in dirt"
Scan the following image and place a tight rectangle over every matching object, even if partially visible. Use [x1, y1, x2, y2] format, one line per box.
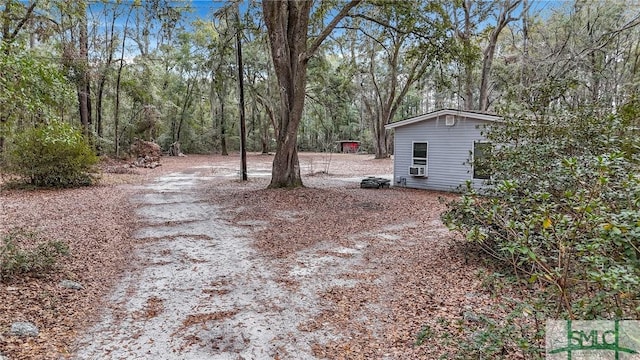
[72, 168, 370, 359]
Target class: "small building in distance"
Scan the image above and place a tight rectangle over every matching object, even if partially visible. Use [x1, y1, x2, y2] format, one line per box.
[385, 109, 502, 192]
[336, 140, 360, 154]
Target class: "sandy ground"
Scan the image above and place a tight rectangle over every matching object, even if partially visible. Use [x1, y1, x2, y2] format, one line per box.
[74, 155, 397, 359]
[3, 153, 493, 359]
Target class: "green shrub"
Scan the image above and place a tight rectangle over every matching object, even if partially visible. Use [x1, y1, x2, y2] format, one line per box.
[3, 120, 98, 187]
[452, 302, 545, 360]
[443, 105, 640, 320]
[0, 230, 69, 282]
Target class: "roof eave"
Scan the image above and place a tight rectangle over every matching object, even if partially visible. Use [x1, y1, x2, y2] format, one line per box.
[385, 109, 502, 130]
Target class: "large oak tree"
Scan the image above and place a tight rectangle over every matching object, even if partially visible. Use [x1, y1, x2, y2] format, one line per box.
[262, 0, 361, 188]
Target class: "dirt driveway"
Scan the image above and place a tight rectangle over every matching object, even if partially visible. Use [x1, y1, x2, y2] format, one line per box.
[1, 154, 489, 359]
[75, 164, 335, 359]
[73, 154, 487, 359]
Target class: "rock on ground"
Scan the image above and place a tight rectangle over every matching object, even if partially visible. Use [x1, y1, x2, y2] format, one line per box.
[59, 280, 83, 290]
[10, 322, 39, 337]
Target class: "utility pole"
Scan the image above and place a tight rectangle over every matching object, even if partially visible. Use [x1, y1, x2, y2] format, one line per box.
[235, 4, 247, 181]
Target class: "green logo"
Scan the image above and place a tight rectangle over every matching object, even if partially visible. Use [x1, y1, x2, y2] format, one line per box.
[547, 320, 640, 359]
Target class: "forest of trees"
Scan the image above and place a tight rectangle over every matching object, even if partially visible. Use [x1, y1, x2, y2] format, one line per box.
[2, 2, 640, 354]
[0, 0, 639, 187]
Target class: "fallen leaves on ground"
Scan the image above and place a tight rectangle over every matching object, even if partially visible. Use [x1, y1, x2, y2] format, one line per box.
[1, 153, 515, 359]
[0, 155, 216, 360]
[203, 154, 507, 359]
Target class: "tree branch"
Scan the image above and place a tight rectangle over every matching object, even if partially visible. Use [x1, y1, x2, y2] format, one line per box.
[304, 0, 362, 61]
[6, 0, 38, 43]
[351, 13, 406, 35]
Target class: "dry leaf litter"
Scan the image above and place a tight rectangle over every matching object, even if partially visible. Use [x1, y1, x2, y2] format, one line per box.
[0, 153, 512, 359]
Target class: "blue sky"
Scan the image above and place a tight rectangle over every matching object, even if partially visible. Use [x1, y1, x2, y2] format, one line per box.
[88, 0, 563, 26]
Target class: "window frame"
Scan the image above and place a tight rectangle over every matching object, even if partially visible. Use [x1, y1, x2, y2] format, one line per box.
[472, 141, 492, 180]
[411, 141, 428, 173]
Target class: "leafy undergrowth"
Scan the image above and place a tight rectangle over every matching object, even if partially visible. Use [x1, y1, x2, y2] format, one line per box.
[0, 230, 69, 282]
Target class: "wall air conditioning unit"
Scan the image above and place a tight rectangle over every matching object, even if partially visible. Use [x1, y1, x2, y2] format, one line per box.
[445, 114, 455, 126]
[409, 165, 426, 177]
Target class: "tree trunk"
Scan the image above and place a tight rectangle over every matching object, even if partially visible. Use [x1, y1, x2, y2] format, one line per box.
[478, 0, 522, 111]
[374, 128, 388, 159]
[372, 106, 392, 159]
[462, 0, 474, 110]
[209, 67, 217, 153]
[96, 81, 104, 152]
[464, 63, 474, 110]
[255, 109, 268, 154]
[219, 91, 228, 155]
[114, 61, 123, 157]
[176, 80, 194, 145]
[235, 6, 247, 181]
[256, 97, 275, 154]
[478, 36, 497, 111]
[262, 1, 312, 188]
[262, 0, 361, 188]
[271, 131, 303, 188]
[95, 8, 118, 155]
[78, 6, 92, 139]
[521, 0, 529, 89]
[115, 44, 128, 157]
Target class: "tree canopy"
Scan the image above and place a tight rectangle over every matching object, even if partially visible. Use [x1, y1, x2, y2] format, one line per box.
[0, 0, 638, 185]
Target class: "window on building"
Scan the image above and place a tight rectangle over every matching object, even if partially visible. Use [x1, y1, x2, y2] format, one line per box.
[473, 141, 492, 179]
[412, 142, 428, 166]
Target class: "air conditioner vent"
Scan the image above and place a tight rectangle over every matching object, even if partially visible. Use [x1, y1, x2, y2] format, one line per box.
[445, 115, 455, 126]
[409, 165, 426, 177]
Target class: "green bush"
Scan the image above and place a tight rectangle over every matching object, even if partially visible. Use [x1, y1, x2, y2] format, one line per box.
[0, 230, 69, 282]
[443, 104, 640, 320]
[3, 120, 98, 187]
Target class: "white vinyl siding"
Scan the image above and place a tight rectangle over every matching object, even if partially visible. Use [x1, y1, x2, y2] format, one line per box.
[391, 113, 497, 191]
